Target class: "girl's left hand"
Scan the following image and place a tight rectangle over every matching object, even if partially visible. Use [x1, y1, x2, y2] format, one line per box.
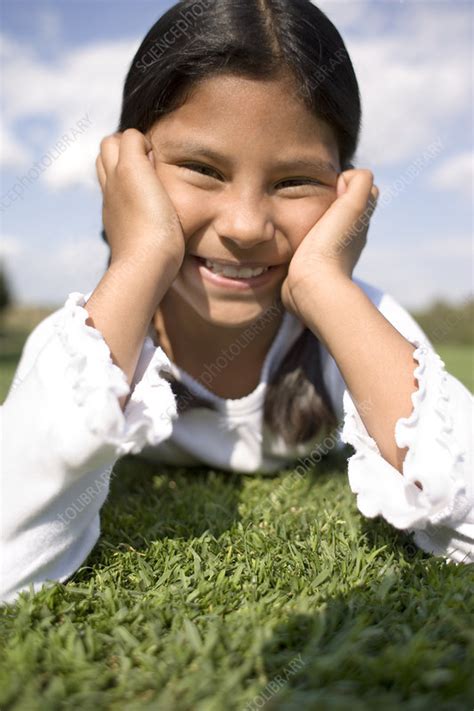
[281, 168, 379, 320]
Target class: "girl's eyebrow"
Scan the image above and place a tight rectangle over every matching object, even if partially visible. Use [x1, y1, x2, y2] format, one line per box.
[156, 139, 338, 175]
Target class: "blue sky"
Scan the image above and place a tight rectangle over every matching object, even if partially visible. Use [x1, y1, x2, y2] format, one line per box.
[0, 0, 472, 309]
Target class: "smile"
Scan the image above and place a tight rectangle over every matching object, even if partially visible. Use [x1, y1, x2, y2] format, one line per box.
[188, 255, 285, 291]
[203, 259, 269, 278]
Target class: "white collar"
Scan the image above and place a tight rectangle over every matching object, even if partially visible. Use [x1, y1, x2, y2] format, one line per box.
[152, 308, 305, 415]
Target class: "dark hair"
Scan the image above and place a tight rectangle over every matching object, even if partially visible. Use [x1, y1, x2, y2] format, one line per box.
[101, 0, 361, 446]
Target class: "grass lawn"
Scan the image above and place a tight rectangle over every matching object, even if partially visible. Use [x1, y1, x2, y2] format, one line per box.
[436, 344, 474, 394]
[0, 311, 473, 710]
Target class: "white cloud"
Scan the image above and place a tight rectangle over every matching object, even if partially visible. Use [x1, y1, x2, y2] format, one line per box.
[0, 235, 26, 259]
[0, 32, 140, 190]
[352, 45, 470, 167]
[429, 152, 473, 198]
[0, 118, 31, 168]
[312, 1, 472, 169]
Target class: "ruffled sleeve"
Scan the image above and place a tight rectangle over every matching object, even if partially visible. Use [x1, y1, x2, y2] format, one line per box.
[337, 285, 474, 564]
[0, 290, 177, 603]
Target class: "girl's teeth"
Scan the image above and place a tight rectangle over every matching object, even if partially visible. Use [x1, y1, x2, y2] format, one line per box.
[204, 259, 268, 278]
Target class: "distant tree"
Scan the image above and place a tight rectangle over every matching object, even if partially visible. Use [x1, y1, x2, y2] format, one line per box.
[411, 295, 474, 346]
[0, 260, 13, 315]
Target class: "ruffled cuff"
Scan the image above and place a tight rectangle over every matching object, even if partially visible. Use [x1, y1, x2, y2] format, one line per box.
[53, 291, 177, 458]
[339, 338, 472, 531]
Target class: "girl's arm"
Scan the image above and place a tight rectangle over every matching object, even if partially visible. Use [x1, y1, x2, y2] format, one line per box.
[0, 286, 178, 604]
[304, 275, 473, 563]
[282, 169, 473, 564]
[300, 275, 418, 474]
[84, 254, 174, 411]
[0, 129, 185, 604]
[88, 129, 186, 410]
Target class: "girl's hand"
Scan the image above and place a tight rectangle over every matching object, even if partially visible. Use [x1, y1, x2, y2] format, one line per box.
[281, 168, 379, 320]
[96, 128, 186, 273]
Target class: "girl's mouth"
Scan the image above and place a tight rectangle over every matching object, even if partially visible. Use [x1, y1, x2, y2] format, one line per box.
[188, 255, 284, 291]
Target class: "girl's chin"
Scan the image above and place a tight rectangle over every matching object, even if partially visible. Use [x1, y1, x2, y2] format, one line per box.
[166, 256, 285, 325]
[169, 284, 282, 327]
[193, 301, 280, 328]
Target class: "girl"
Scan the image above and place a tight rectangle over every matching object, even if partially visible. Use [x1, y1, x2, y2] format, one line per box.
[1, 0, 472, 604]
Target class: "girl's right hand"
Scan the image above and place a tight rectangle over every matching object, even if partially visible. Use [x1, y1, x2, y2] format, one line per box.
[95, 128, 185, 274]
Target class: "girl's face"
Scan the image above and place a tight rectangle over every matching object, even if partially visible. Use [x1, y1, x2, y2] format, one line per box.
[148, 72, 341, 328]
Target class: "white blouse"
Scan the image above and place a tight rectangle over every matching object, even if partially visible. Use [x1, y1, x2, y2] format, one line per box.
[1, 276, 472, 603]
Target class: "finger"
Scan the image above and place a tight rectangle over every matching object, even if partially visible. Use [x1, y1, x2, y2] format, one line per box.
[342, 170, 379, 224]
[95, 154, 106, 193]
[99, 132, 121, 176]
[366, 184, 379, 218]
[336, 172, 348, 198]
[118, 128, 153, 166]
[340, 168, 374, 201]
[314, 170, 374, 241]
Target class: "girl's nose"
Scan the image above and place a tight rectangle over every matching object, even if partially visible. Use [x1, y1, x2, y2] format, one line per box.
[214, 192, 275, 250]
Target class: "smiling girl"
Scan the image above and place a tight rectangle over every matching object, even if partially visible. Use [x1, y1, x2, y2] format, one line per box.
[1, 0, 473, 603]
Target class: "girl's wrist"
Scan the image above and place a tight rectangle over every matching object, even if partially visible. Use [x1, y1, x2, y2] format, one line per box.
[289, 267, 352, 314]
[107, 251, 181, 306]
[110, 247, 182, 282]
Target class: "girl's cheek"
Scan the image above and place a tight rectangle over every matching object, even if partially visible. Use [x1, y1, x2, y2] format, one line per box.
[174, 191, 211, 241]
[155, 165, 201, 234]
[281, 196, 334, 252]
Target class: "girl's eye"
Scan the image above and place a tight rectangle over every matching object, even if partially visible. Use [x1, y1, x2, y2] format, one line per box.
[276, 178, 323, 190]
[180, 163, 323, 190]
[180, 163, 220, 179]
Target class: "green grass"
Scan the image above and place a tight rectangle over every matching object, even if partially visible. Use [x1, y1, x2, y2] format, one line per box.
[0, 306, 57, 402]
[0, 313, 473, 709]
[1, 458, 473, 710]
[0, 329, 29, 401]
[436, 344, 474, 393]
